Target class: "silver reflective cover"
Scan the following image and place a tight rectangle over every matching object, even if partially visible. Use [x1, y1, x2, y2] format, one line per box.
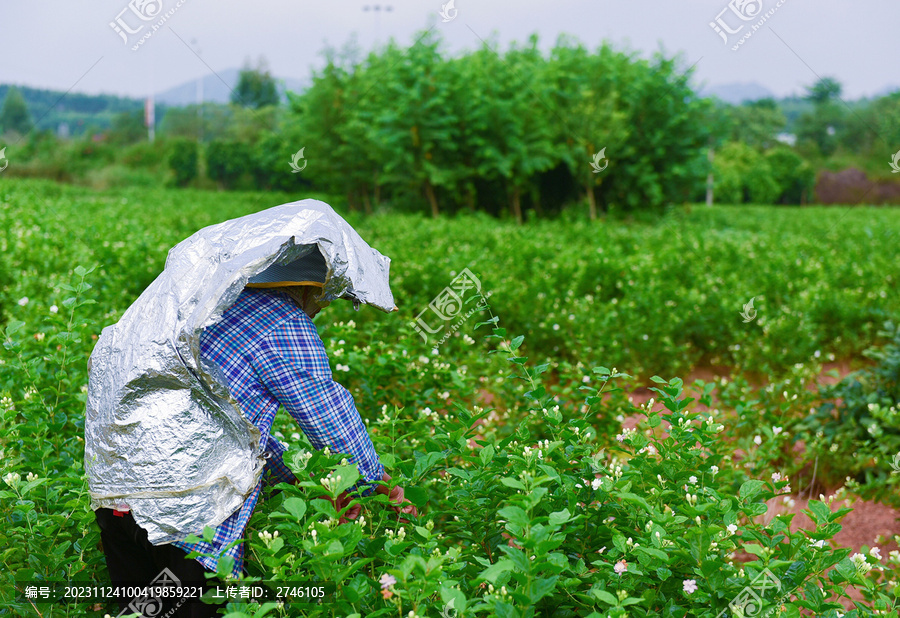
[85, 199, 395, 544]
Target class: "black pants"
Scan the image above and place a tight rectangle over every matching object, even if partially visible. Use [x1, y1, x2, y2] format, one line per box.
[94, 508, 226, 617]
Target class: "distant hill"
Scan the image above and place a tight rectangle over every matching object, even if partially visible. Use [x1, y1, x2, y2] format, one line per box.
[156, 69, 308, 106]
[699, 82, 776, 105]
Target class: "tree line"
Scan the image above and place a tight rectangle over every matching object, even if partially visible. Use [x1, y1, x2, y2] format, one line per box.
[3, 32, 899, 215]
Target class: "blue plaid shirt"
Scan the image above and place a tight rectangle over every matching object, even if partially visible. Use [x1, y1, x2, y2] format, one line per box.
[171, 287, 384, 577]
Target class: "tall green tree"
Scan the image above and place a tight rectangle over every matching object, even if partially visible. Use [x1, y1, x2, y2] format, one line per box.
[806, 77, 842, 105]
[0, 87, 33, 135]
[232, 58, 279, 109]
[546, 40, 630, 220]
[375, 31, 457, 218]
[291, 46, 378, 212]
[728, 98, 786, 150]
[795, 77, 846, 157]
[494, 36, 557, 223]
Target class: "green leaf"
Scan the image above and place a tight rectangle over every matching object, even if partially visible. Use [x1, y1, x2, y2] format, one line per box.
[510, 335, 524, 350]
[742, 543, 768, 558]
[650, 375, 667, 384]
[283, 497, 306, 520]
[634, 546, 669, 563]
[440, 586, 466, 616]
[480, 444, 495, 466]
[5, 320, 25, 337]
[806, 499, 832, 526]
[404, 486, 428, 507]
[474, 316, 499, 329]
[592, 589, 618, 606]
[834, 558, 858, 581]
[548, 509, 571, 527]
[739, 479, 766, 500]
[332, 464, 361, 496]
[744, 502, 768, 517]
[498, 506, 529, 529]
[413, 450, 445, 481]
[619, 492, 652, 511]
[500, 477, 526, 490]
[479, 558, 514, 583]
[529, 576, 558, 602]
[415, 526, 431, 540]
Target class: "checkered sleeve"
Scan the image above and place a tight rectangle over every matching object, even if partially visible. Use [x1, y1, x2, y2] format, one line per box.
[252, 314, 385, 485]
[262, 434, 297, 488]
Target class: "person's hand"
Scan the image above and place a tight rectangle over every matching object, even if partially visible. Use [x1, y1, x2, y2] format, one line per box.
[331, 491, 361, 524]
[376, 472, 418, 521]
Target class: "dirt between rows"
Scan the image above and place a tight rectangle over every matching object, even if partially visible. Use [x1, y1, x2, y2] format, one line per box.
[476, 359, 898, 610]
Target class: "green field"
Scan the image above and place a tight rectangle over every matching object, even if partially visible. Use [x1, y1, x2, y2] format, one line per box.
[1, 179, 899, 616]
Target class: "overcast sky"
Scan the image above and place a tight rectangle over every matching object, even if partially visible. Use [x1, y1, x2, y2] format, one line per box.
[0, 0, 896, 101]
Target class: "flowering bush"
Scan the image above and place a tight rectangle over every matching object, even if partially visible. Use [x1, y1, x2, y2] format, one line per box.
[1, 180, 899, 616]
[228, 300, 894, 617]
[798, 321, 900, 508]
